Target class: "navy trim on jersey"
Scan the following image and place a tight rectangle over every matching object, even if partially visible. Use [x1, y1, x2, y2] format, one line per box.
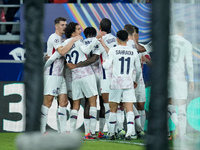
[49, 62, 54, 75]
[102, 67, 106, 79]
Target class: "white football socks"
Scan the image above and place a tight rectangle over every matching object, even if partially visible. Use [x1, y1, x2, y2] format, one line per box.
[84, 119, 90, 135]
[99, 118, 105, 133]
[70, 109, 78, 133]
[126, 111, 135, 137]
[109, 112, 117, 136]
[138, 110, 146, 130]
[103, 103, 110, 131]
[178, 104, 187, 137]
[89, 107, 97, 135]
[40, 105, 49, 134]
[58, 106, 67, 133]
[133, 105, 142, 132]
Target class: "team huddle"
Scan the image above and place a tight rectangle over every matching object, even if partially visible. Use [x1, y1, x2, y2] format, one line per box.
[39, 17, 193, 141]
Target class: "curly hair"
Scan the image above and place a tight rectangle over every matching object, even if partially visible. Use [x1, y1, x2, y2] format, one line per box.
[65, 22, 79, 38]
[83, 27, 97, 38]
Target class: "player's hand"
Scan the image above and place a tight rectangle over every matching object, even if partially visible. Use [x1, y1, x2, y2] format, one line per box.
[189, 82, 194, 93]
[74, 35, 83, 42]
[133, 32, 139, 42]
[96, 31, 107, 39]
[134, 82, 138, 89]
[99, 38, 106, 47]
[67, 63, 77, 69]
[44, 54, 50, 61]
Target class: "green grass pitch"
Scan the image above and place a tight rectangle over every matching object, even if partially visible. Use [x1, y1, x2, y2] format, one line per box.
[0, 133, 146, 150]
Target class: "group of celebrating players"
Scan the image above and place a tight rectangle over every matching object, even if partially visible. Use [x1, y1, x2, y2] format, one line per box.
[40, 16, 153, 140]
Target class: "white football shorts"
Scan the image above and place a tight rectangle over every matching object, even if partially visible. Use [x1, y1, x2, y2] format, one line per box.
[44, 75, 67, 96]
[101, 79, 111, 94]
[72, 75, 98, 100]
[109, 88, 136, 103]
[135, 75, 146, 103]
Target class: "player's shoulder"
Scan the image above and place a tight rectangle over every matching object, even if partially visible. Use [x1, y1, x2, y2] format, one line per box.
[48, 33, 61, 43]
[103, 33, 116, 40]
[63, 38, 71, 45]
[84, 37, 93, 45]
[127, 40, 136, 48]
[171, 34, 192, 48]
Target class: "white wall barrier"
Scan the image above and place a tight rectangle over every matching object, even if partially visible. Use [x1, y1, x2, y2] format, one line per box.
[0, 82, 109, 132]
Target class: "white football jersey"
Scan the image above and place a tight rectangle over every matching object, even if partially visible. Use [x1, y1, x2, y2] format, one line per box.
[100, 33, 118, 80]
[169, 34, 193, 82]
[84, 37, 103, 77]
[127, 40, 141, 80]
[63, 38, 94, 80]
[103, 45, 141, 89]
[44, 33, 65, 76]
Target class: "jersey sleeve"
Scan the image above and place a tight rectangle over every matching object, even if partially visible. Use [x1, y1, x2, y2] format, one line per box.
[134, 51, 142, 83]
[185, 42, 194, 82]
[52, 36, 62, 50]
[80, 38, 101, 55]
[144, 41, 153, 53]
[44, 51, 61, 70]
[103, 48, 114, 70]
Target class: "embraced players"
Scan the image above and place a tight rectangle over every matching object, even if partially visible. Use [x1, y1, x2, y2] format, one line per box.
[41, 17, 82, 134]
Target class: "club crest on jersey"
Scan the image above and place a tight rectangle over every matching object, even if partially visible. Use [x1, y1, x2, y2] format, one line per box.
[54, 39, 59, 43]
[52, 88, 60, 94]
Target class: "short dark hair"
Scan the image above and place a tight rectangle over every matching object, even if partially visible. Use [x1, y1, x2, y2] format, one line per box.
[100, 18, 111, 33]
[54, 17, 67, 25]
[84, 27, 97, 38]
[65, 22, 79, 38]
[124, 24, 139, 35]
[117, 30, 128, 42]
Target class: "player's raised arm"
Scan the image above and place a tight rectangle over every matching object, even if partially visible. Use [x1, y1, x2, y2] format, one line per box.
[185, 43, 194, 92]
[134, 53, 142, 83]
[80, 31, 106, 55]
[57, 35, 83, 56]
[99, 38, 110, 53]
[133, 32, 146, 53]
[44, 51, 61, 70]
[103, 49, 114, 70]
